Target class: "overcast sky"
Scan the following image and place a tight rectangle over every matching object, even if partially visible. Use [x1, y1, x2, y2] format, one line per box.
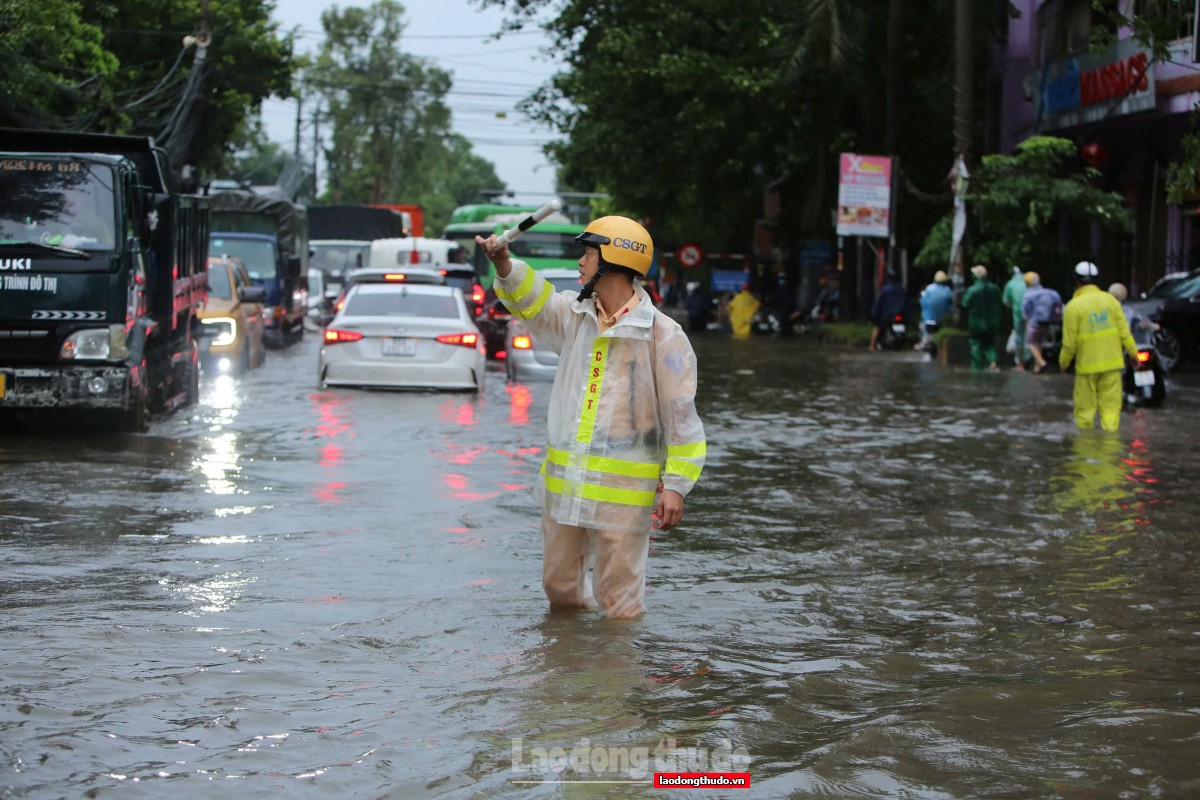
[262, 0, 561, 206]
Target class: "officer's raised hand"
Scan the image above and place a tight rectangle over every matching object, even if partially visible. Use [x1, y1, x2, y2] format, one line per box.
[474, 234, 512, 279]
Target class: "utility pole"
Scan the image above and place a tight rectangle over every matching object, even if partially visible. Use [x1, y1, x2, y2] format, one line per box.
[311, 102, 320, 199]
[953, 0, 973, 159]
[886, 0, 903, 156]
[294, 93, 303, 160]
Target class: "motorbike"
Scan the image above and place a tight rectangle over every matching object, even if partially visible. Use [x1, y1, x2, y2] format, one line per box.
[1123, 330, 1167, 409]
[878, 314, 907, 350]
[751, 308, 799, 336]
[916, 320, 940, 358]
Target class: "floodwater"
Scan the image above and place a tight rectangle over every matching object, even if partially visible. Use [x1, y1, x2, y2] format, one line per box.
[2, 331, 1199, 799]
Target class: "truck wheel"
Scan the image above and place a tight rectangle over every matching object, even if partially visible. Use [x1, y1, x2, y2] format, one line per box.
[120, 381, 150, 433]
[182, 351, 200, 406]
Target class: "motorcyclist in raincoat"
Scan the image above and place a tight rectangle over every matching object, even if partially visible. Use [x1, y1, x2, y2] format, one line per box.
[476, 216, 706, 619]
[1059, 261, 1138, 431]
[728, 284, 760, 338]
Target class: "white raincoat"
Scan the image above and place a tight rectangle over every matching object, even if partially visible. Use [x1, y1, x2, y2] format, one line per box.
[495, 260, 706, 535]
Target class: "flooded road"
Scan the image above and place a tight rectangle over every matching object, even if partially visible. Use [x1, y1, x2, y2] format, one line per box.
[3, 331, 1199, 798]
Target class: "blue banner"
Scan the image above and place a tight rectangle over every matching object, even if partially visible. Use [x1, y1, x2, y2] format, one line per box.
[711, 270, 746, 293]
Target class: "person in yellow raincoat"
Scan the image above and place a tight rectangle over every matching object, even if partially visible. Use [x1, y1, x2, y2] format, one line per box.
[476, 216, 706, 619]
[728, 283, 760, 338]
[1059, 261, 1138, 431]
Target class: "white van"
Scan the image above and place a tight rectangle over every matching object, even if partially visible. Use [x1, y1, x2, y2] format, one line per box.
[369, 237, 467, 269]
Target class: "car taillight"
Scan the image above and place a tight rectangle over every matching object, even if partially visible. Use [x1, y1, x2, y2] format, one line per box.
[512, 335, 533, 350]
[436, 332, 479, 348]
[1136, 350, 1151, 363]
[471, 284, 484, 304]
[384, 273, 408, 281]
[894, 314, 904, 322]
[324, 329, 363, 343]
[489, 305, 510, 319]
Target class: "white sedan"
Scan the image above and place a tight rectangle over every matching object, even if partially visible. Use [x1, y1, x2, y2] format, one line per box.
[318, 281, 486, 392]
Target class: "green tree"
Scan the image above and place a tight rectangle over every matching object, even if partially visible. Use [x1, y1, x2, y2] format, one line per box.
[80, 0, 294, 175]
[916, 136, 1130, 284]
[0, 0, 119, 127]
[2, 1, 294, 176]
[305, 0, 505, 236]
[501, 0, 784, 248]
[477, 0, 1009, 258]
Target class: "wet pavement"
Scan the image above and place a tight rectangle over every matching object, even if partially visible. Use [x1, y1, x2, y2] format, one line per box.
[2, 331, 1199, 799]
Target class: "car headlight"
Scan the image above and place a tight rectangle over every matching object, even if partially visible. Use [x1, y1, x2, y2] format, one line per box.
[202, 317, 238, 347]
[60, 328, 112, 360]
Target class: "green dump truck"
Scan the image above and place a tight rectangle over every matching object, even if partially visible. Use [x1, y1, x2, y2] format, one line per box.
[0, 128, 209, 431]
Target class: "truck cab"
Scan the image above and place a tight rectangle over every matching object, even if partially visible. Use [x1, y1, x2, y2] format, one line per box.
[208, 190, 308, 346]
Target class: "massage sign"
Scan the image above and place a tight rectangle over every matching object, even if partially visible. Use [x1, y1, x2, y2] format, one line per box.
[1038, 39, 1154, 131]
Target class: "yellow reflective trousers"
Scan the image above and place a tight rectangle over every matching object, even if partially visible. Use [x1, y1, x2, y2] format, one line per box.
[1072, 370, 1123, 431]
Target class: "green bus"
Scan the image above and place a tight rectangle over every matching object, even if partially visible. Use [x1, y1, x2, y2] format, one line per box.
[442, 206, 582, 289]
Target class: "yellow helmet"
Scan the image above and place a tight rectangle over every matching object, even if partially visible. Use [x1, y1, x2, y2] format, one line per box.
[574, 216, 653, 277]
[1024, 271, 1039, 286]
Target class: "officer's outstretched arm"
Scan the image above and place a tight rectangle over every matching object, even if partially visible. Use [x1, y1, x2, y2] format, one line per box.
[484, 248, 570, 354]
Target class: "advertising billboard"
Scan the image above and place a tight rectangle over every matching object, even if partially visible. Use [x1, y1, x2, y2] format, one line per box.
[836, 153, 893, 238]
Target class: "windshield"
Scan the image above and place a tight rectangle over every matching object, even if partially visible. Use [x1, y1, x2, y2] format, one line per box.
[0, 159, 117, 250]
[311, 243, 368, 276]
[509, 232, 582, 261]
[1149, 273, 1200, 299]
[207, 265, 233, 300]
[210, 236, 276, 280]
[344, 288, 459, 318]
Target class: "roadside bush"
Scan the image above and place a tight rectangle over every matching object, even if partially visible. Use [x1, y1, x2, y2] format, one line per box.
[812, 322, 874, 348]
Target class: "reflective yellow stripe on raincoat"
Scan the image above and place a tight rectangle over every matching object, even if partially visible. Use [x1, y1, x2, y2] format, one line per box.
[1059, 284, 1137, 374]
[495, 260, 707, 534]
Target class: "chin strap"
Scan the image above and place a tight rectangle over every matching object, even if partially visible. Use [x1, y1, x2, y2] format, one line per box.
[576, 272, 601, 302]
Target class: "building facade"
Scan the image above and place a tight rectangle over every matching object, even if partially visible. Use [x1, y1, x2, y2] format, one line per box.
[997, 0, 1200, 293]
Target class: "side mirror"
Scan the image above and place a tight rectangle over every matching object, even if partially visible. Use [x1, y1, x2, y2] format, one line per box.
[286, 255, 302, 278]
[240, 285, 268, 303]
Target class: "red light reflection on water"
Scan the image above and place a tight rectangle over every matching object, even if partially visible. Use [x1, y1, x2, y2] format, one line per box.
[439, 399, 477, 426]
[440, 472, 500, 501]
[311, 393, 354, 502]
[507, 383, 532, 426]
[314, 481, 348, 504]
[437, 444, 488, 466]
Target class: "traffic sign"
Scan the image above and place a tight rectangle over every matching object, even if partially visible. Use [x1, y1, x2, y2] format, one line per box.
[677, 243, 704, 268]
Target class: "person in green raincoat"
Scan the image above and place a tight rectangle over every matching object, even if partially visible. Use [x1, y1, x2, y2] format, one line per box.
[1001, 265, 1028, 370]
[961, 265, 1003, 371]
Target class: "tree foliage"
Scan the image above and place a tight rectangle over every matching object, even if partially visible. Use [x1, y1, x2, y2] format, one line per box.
[476, 0, 1008, 256]
[0, 0, 120, 127]
[916, 136, 1130, 280]
[1, 0, 294, 175]
[305, 0, 504, 236]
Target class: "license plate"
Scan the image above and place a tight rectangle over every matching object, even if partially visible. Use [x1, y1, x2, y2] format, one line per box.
[382, 337, 416, 356]
[891, 324, 905, 333]
[1133, 370, 1155, 387]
